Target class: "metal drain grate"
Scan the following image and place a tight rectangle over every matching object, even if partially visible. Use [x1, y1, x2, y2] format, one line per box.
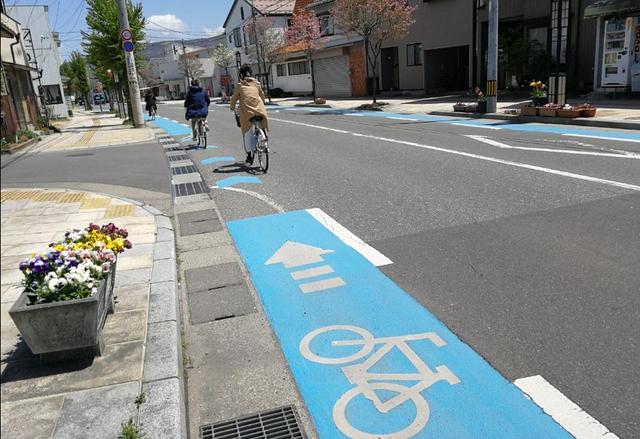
[200, 406, 304, 439]
[175, 181, 208, 196]
[168, 154, 189, 162]
[165, 146, 185, 152]
[172, 165, 198, 175]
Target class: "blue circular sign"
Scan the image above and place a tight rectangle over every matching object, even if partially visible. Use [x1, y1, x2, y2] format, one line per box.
[122, 40, 135, 53]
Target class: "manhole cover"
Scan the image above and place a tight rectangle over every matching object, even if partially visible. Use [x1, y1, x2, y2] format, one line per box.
[172, 165, 197, 175]
[200, 406, 304, 439]
[168, 154, 189, 162]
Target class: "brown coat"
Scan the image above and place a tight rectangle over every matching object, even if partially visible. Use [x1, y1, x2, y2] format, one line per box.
[230, 78, 269, 134]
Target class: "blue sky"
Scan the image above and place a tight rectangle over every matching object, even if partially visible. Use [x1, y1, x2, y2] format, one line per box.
[8, 0, 235, 59]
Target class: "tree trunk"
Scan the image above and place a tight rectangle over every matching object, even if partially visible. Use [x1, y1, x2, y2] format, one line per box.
[263, 61, 272, 102]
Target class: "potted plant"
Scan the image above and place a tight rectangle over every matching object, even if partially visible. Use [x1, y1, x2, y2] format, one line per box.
[539, 103, 560, 117]
[51, 223, 132, 314]
[557, 105, 582, 118]
[576, 103, 597, 117]
[9, 250, 112, 362]
[520, 104, 538, 116]
[529, 80, 548, 107]
[475, 87, 487, 113]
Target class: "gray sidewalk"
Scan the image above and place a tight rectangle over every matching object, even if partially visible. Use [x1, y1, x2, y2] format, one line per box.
[0, 189, 184, 439]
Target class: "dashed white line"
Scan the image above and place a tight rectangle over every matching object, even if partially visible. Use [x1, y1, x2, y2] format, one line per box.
[515, 375, 619, 439]
[214, 186, 285, 212]
[466, 135, 640, 159]
[306, 208, 393, 267]
[452, 123, 503, 130]
[271, 117, 640, 192]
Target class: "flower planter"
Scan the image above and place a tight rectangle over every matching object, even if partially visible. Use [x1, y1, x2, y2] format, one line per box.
[557, 108, 582, 118]
[538, 107, 558, 117]
[581, 108, 597, 117]
[105, 260, 116, 314]
[453, 104, 467, 112]
[521, 106, 538, 116]
[8, 278, 108, 363]
[531, 96, 548, 107]
[465, 104, 478, 112]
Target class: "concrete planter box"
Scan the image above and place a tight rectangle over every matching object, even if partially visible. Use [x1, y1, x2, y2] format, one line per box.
[8, 276, 109, 363]
[105, 260, 117, 314]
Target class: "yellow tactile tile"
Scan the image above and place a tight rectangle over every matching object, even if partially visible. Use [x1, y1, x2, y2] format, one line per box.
[80, 198, 112, 209]
[31, 192, 65, 202]
[58, 192, 86, 203]
[104, 205, 135, 218]
[1, 190, 40, 201]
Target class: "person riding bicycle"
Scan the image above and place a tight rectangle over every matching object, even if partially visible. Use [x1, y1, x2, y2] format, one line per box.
[184, 79, 210, 141]
[230, 65, 269, 164]
[144, 90, 157, 119]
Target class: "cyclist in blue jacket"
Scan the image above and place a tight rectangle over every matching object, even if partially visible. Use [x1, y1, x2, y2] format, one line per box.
[184, 79, 210, 140]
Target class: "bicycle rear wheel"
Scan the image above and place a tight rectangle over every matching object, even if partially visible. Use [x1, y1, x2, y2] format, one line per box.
[199, 120, 207, 148]
[256, 129, 269, 173]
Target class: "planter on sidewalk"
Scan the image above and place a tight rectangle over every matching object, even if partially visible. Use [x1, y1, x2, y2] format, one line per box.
[105, 260, 117, 314]
[521, 106, 538, 116]
[557, 108, 582, 118]
[9, 277, 109, 362]
[539, 106, 558, 117]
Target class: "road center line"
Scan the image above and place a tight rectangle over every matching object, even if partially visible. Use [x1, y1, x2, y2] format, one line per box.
[271, 117, 640, 192]
[467, 135, 640, 159]
[563, 133, 640, 144]
[514, 375, 619, 439]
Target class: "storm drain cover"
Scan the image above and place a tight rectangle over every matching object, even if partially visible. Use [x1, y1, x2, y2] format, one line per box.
[165, 146, 184, 152]
[174, 181, 208, 197]
[200, 406, 304, 439]
[168, 154, 189, 162]
[172, 165, 198, 175]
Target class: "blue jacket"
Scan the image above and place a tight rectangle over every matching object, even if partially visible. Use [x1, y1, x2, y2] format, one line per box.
[184, 85, 210, 119]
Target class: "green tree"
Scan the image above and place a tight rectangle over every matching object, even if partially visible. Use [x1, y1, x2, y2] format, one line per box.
[82, 0, 146, 118]
[60, 51, 90, 109]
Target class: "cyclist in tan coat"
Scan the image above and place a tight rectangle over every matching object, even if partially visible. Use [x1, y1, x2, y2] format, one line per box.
[230, 65, 269, 164]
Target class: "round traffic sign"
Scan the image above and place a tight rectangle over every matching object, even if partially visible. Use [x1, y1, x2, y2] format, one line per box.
[121, 29, 133, 40]
[122, 40, 135, 52]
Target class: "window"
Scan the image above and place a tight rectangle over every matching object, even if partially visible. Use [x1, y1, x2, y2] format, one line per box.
[319, 15, 334, 36]
[229, 34, 232, 43]
[406, 43, 422, 66]
[287, 18, 292, 28]
[277, 64, 288, 76]
[240, 6, 244, 20]
[288, 60, 310, 75]
[233, 27, 242, 47]
[41, 84, 63, 105]
[235, 52, 242, 68]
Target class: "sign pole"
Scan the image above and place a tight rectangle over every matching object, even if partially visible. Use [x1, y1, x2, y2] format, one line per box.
[486, 0, 499, 113]
[116, 0, 144, 128]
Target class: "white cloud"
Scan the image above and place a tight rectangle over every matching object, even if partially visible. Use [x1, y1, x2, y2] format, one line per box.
[203, 26, 225, 37]
[147, 14, 188, 37]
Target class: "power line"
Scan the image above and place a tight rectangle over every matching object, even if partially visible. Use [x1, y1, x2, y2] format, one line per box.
[56, 0, 83, 32]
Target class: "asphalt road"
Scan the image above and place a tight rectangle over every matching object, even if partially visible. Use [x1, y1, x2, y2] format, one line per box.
[159, 101, 639, 437]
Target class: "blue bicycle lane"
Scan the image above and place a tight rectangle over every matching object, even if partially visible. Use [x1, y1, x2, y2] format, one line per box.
[270, 106, 640, 143]
[227, 209, 572, 439]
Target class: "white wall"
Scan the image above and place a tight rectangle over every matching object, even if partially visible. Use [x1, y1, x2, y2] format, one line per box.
[7, 5, 68, 118]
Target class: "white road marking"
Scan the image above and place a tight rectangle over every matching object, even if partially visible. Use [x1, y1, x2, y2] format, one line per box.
[291, 265, 335, 280]
[299, 277, 346, 293]
[452, 123, 503, 130]
[514, 375, 619, 439]
[306, 208, 393, 267]
[344, 113, 364, 116]
[215, 186, 285, 212]
[266, 241, 334, 268]
[467, 135, 639, 159]
[387, 116, 415, 121]
[272, 118, 640, 192]
[180, 124, 189, 127]
[563, 133, 640, 144]
[171, 119, 179, 123]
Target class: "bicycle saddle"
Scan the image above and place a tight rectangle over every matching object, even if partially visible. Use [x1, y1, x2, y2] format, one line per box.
[250, 116, 264, 122]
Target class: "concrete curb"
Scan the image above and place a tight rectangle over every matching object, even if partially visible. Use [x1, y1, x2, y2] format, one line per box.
[138, 208, 187, 439]
[2, 137, 39, 154]
[429, 110, 640, 130]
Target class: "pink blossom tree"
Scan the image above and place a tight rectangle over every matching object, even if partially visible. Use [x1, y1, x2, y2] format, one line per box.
[285, 10, 323, 100]
[332, 0, 416, 104]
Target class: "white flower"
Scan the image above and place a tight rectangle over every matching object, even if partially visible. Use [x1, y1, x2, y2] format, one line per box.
[69, 231, 83, 241]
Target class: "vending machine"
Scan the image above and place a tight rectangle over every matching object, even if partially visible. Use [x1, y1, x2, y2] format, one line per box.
[601, 16, 638, 87]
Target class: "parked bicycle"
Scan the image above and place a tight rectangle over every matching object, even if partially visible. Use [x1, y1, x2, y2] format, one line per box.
[299, 325, 461, 438]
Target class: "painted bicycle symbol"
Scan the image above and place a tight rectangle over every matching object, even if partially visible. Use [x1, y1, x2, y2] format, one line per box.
[299, 325, 461, 438]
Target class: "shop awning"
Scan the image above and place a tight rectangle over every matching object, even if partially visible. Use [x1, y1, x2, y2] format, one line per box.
[584, 0, 640, 19]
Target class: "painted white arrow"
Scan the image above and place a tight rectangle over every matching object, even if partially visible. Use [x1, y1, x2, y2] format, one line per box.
[265, 241, 334, 269]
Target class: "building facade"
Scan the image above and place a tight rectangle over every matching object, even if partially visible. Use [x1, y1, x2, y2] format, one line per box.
[1, 1, 39, 138]
[7, 4, 68, 118]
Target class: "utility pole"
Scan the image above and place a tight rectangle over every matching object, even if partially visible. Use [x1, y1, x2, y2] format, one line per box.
[486, 0, 498, 113]
[115, 0, 144, 127]
[182, 39, 189, 93]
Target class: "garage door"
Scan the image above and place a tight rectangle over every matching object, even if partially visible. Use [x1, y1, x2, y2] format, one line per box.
[314, 56, 351, 97]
